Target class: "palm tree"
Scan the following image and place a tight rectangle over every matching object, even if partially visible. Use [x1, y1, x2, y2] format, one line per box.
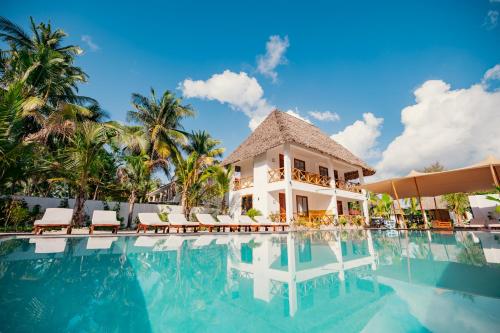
[127, 88, 194, 175]
[185, 130, 224, 165]
[59, 122, 116, 226]
[442, 193, 470, 225]
[369, 193, 393, 219]
[212, 165, 233, 214]
[117, 153, 154, 228]
[173, 152, 217, 218]
[0, 16, 90, 105]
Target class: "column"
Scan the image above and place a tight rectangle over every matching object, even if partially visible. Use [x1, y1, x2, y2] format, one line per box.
[358, 167, 370, 225]
[283, 143, 293, 225]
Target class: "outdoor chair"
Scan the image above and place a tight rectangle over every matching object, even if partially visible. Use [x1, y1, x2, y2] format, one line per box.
[254, 215, 289, 231]
[90, 210, 121, 234]
[136, 213, 169, 233]
[167, 213, 200, 233]
[196, 213, 229, 232]
[33, 208, 73, 235]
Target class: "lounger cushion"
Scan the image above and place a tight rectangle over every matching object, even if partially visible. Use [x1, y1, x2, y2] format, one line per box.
[196, 213, 218, 225]
[34, 208, 73, 225]
[238, 215, 258, 225]
[138, 213, 167, 226]
[254, 216, 281, 225]
[168, 213, 200, 226]
[217, 215, 238, 225]
[92, 210, 120, 225]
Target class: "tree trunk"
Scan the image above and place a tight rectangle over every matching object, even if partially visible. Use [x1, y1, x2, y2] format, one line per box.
[73, 189, 86, 227]
[127, 192, 136, 229]
[220, 196, 226, 215]
[181, 191, 190, 219]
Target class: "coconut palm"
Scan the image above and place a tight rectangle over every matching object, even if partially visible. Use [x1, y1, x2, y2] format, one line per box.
[58, 122, 116, 226]
[117, 153, 155, 228]
[369, 193, 393, 219]
[173, 152, 217, 218]
[442, 193, 470, 225]
[212, 165, 233, 214]
[185, 130, 224, 165]
[127, 88, 194, 175]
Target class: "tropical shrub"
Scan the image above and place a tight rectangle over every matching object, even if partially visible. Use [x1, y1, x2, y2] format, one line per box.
[246, 208, 262, 220]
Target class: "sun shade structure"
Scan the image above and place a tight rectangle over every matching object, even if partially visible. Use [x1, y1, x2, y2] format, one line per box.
[221, 109, 375, 179]
[361, 156, 500, 198]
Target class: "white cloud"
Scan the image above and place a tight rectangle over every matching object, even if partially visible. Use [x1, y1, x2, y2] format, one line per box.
[286, 108, 311, 123]
[180, 70, 274, 130]
[375, 67, 500, 178]
[483, 64, 500, 83]
[483, 10, 498, 30]
[256, 35, 289, 82]
[81, 35, 99, 51]
[331, 113, 383, 160]
[308, 110, 340, 122]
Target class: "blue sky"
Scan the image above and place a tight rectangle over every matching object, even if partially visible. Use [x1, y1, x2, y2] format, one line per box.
[4, 0, 500, 178]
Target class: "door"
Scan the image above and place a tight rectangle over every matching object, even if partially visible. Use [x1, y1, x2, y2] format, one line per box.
[279, 193, 286, 221]
[337, 200, 344, 215]
[279, 154, 284, 179]
[297, 195, 309, 217]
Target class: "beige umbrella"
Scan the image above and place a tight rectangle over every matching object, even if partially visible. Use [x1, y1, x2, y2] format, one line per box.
[361, 156, 500, 227]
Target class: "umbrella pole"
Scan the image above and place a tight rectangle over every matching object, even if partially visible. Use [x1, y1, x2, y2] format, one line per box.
[413, 177, 429, 229]
[490, 164, 499, 187]
[391, 181, 406, 229]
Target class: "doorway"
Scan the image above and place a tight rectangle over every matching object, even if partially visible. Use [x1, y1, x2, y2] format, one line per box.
[279, 193, 286, 221]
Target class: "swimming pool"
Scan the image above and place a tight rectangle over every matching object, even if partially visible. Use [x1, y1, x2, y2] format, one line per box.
[1, 230, 499, 332]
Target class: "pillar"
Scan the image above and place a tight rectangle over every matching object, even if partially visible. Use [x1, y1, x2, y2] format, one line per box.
[283, 143, 293, 225]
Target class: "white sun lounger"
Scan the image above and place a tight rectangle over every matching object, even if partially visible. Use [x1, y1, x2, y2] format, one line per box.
[195, 214, 228, 232]
[217, 215, 250, 231]
[191, 235, 217, 248]
[137, 213, 169, 233]
[238, 215, 262, 231]
[29, 238, 67, 253]
[90, 210, 121, 234]
[33, 208, 73, 235]
[168, 213, 200, 233]
[254, 216, 289, 231]
[487, 223, 500, 230]
[86, 236, 118, 250]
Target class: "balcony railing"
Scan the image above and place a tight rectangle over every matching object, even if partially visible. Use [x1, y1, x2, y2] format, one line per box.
[232, 176, 253, 190]
[335, 180, 362, 193]
[268, 167, 331, 187]
[292, 168, 331, 187]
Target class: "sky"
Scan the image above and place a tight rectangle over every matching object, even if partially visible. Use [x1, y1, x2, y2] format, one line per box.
[4, 0, 500, 179]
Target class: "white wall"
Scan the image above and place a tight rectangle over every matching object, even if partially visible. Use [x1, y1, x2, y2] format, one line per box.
[469, 194, 500, 224]
[12, 195, 210, 227]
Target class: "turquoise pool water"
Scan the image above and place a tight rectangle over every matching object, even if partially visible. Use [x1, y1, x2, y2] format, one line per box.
[1, 230, 499, 333]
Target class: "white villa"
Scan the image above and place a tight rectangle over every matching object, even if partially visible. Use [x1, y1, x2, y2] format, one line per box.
[222, 110, 376, 225]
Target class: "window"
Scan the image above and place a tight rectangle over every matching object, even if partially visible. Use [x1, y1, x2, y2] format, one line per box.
[296, 195, 309, 216]
[319, 166, 329, 177]
[294, 158, 306, 171]
[241, 195, 253, 213]
[333, 170, 339, 181]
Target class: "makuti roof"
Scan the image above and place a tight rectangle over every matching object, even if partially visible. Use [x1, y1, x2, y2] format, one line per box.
[222, 109, 375, 177]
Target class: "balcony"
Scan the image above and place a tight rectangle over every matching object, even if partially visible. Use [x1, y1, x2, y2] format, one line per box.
[268, 167, 331, 188]
[335, 180, 362, 194]
[232, 176, 253, 191]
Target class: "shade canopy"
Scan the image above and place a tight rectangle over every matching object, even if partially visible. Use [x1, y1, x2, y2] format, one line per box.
[361, 156, 500, 198]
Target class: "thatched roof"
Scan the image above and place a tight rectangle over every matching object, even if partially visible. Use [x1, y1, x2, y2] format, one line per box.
[222, 110, 375, 177]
